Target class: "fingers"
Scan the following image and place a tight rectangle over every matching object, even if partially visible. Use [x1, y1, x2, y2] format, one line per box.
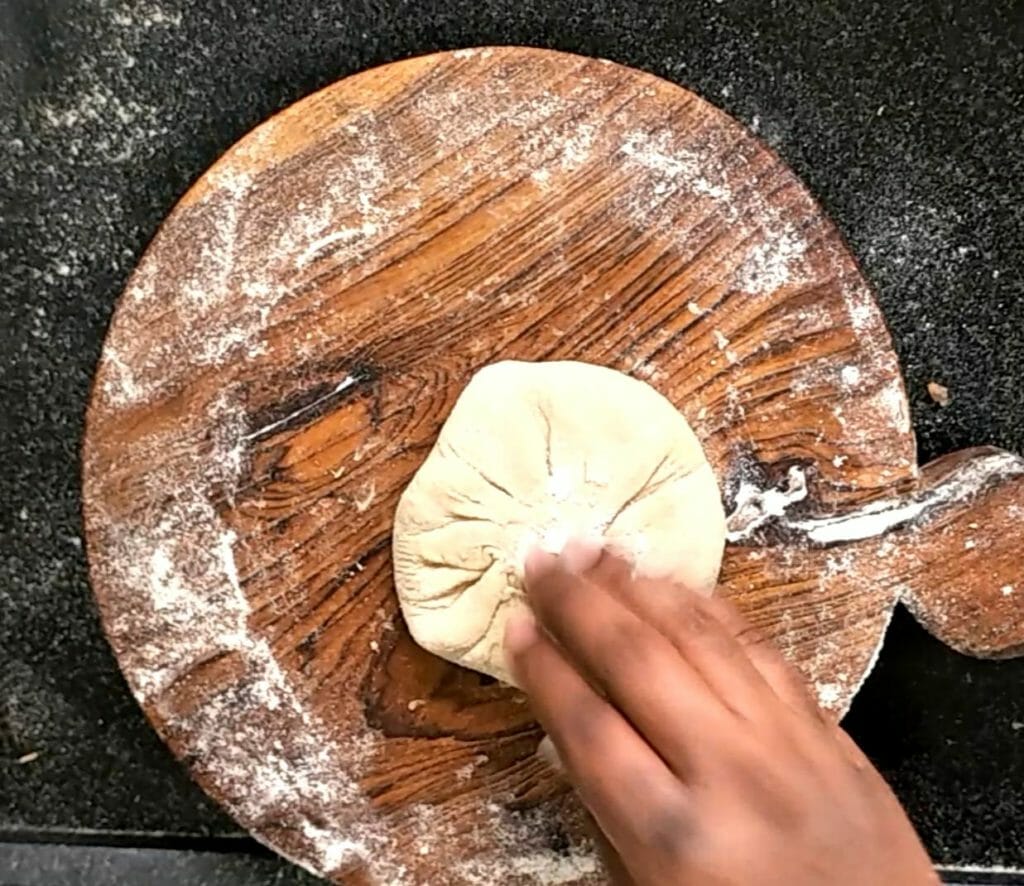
[509, 543, 933, 886]
[582, 544, 633, 588]
[504, 610, 693, 871]
[522, 548, 735, 776]
[699, 594, 825, 722]
[577, 543, 824, 724]
[585, 549, 778, 721]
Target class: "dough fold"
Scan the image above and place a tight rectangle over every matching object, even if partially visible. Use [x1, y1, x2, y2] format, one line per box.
[392, 360, 726, 684]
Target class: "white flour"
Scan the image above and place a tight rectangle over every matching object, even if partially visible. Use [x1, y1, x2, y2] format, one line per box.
[452, 804, 601, 886]
[726, 450, 1021, 546]
[732, 223, 808, 294]
[619, 129, 732, 201]
[89, 388, 397, 878]
[791, 450, 1022, 544]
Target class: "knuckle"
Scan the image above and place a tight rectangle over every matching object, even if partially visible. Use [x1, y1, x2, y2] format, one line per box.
[555, 696, 619, 766]
[593, 616, 664, 681]
[733, 621, 769, 649]
[587, 548, 633, 587]
[672, 599, 740, 659]
[528, 568, 579, 620]
[640, 793, 695, 865]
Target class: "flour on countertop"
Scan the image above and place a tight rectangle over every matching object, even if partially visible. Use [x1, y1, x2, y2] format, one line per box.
[29, 1, 181, 165]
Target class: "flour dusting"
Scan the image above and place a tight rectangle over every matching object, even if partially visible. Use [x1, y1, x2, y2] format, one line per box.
[25, 1, 181, 170]
[727, 466, 809, 542]
[840, 365, 861, 387]
[732, 224, 808, 295]
[453, 804, 600, 886]
[97, 121, 415, 408]
[814, 682, 842, 707]
[86, 375, 406, 880]
[619, 129, 732, 201]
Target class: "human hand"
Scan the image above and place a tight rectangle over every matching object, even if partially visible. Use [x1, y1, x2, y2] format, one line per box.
[504, 541, 938, 886]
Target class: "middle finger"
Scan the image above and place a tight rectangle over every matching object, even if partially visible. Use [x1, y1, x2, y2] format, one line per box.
[523, 548, 736, 777]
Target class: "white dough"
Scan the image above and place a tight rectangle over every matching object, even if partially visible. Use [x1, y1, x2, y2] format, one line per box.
[391, 360, 726, 685]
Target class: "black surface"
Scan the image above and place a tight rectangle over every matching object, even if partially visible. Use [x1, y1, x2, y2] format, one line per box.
[0, 842, 320, 886]
[1, 0, 1022, 879]
[0, 846, 1012, 886]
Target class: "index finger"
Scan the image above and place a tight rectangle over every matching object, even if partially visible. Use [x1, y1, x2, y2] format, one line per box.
[521, 547, 736, 779]
[504, 610, 694, 877]
[586, 547, 821, 722]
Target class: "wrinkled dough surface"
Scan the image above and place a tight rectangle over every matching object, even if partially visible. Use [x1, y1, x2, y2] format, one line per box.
[392, 360, 726, 685]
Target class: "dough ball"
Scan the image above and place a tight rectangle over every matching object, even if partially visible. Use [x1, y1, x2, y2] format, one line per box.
[392, 360, 725, 685]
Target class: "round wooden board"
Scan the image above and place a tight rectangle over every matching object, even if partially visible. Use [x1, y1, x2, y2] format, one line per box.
[83, 47, 1024, 883]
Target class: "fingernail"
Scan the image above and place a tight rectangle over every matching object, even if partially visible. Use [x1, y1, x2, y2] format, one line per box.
[524, 547, 558, 585]
[560, 537, 604, 574]
[604, 540, 636, 566]
[503, 608, 539, 657]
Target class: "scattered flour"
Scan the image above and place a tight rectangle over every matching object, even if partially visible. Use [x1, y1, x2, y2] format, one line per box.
[865, 378, 912, 435]
[619, 129, 731, 201]
[814, 682, 842, 707]
[96, 109, 415, 408]
[27, 2, 181, 167]
[726, 466, 808, 542]
[89, 387, 401, 878]
[843, 288, 879, 337]
[452, 805, 600, 886]
[840, 365, 861, 387]
[556, 123, 598, 171]
[732, 224, 808, 295]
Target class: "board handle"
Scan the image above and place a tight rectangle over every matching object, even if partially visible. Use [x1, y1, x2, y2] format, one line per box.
[733, 445, 1024, 661]
[890, 446, 1024, 658]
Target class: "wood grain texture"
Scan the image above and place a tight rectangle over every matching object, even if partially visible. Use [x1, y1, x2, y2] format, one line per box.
[81, 47, 1022, 883]
[897, 447, 1024, 658]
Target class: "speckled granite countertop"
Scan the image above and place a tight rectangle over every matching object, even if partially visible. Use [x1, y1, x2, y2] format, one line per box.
[1, 0, 1022, 882]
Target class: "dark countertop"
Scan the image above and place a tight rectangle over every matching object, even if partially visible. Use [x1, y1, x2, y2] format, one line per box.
[1, 0, 1022, 882]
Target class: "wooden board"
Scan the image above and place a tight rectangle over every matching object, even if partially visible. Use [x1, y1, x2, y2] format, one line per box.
[81, 47, 1024, 884]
